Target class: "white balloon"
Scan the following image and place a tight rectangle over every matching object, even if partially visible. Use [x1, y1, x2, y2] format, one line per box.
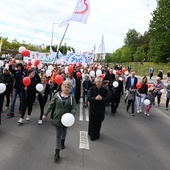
[61, 113, 75, 127]
[113, 70, 116, 74]
[48, 65, 53, 71]
[89, 70, 95, 77]
[18, 46, 26, 53]
[0, 83, 6, 94]
[0, 60, 4, 67]
[36, 83, 43, 92]
[144, 99, 150, 106]
[65, 66, 68, 73]
[37, 62, 43, 69]
[119, 77, 123, 81]
[125, 71, 129, 75]
[16, 60, 20, 63]
[80, 68, 83, 73]
[113, 81, 119, 87]
[98, 65, 102, 69]
[96, 69, 102, 77]
[31, 59, 35, 65]
[160, 89, 164, 93]
[46, 70, 52, 77]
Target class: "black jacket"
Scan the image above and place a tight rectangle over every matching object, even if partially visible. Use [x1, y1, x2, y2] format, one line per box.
[87, 86, 108, 116]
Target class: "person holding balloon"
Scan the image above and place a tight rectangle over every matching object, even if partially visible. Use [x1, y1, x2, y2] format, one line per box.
[18, 69, 38, 124]
[126, 85, 141, 116]
[136, 76, 148, 113]
[42, 80, 76, 162]
[8, 63, 27, 118]
[111, 75, 124, 116]
[144, 89, 155, 116]
[37, 77, 51, 125]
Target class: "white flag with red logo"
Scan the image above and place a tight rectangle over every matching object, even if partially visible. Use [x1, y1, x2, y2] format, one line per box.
[59, 0, 90, 27]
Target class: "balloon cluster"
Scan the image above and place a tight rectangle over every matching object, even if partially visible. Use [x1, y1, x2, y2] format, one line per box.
[18, 46, 30, 57]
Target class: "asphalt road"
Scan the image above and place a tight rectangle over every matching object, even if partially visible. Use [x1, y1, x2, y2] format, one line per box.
[0, 96, 170, 170]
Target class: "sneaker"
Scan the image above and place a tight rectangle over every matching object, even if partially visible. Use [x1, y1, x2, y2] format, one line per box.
[165, 108, 168, 110]
[147, 114, 150, 116]
[18, 118, 23, 123]
[137, 110, 140, 113]
[7, 113, 14, 118]
[132, 113, 135, 116]
[38, 120, 43, 125]
[26, 115, 31, 121]
[139, 109, 142, 113]
[144, 111, 147, 115]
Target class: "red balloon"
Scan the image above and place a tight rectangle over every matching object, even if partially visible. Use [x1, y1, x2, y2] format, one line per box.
[76, 72, 81, 78]
[136, 82, 142, 89]
[23, 77, 31, 87]
[55, 75, 63, 85]
[21, 49, 30, 57]
[68, 65, 73, 73]
[26, 66, 30, 70]
[27, 61, 32, 66]
[34, 60, 40, 67]
[100, 74, 105, 79]
[116, 70, 119, 75]
[122, 68, 126, 73]
[147, 84, 151, 88]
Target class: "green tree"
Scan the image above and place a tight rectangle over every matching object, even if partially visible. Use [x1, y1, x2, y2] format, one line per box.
[121, 45, 132, 62]
[133, 46, 145, 62]
[124, 29, 142, 60]
[149, 0, 170, 62]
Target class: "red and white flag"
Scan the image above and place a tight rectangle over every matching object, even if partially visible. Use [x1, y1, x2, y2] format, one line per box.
[59, 0, 90, 27]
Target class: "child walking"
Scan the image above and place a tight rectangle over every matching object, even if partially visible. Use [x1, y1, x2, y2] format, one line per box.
[126, 85, 141, 116]
[144, 89, 155, 116]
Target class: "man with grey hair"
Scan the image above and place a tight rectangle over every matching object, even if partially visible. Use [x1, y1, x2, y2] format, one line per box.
[87, 77, 108, 141]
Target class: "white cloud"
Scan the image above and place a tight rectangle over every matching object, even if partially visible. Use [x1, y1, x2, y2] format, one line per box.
[0, 0, 157, 53]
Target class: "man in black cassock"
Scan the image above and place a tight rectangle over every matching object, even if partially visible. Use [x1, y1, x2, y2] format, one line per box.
[87, 77, 108, 141]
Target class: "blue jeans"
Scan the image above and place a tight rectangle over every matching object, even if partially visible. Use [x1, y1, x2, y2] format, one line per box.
[10, 88, 23, 114]
[83, 90, 88, 103]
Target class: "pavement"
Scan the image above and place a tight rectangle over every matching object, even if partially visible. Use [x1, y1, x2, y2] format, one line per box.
[136, 74, 169, 104]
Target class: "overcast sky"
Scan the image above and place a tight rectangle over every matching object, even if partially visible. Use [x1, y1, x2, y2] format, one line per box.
[0, 0, 157, 53]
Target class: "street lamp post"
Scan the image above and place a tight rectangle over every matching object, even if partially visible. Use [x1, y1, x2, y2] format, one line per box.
[51, 22, 60, 47]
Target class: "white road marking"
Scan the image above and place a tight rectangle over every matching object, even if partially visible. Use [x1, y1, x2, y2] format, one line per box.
[85, 107, 89, 121]
[79, 99, 83, 121]
[79, 131, 89, 149]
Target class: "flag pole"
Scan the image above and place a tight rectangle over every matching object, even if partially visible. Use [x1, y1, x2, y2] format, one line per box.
[53, 24, 70, 65]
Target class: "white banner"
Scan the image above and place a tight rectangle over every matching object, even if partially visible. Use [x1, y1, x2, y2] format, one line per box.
[23, 51, 94, 65]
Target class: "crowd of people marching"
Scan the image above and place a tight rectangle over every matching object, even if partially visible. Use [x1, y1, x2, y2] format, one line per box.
[0, 59, 170, 124]
[0, 58, 170, 161]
